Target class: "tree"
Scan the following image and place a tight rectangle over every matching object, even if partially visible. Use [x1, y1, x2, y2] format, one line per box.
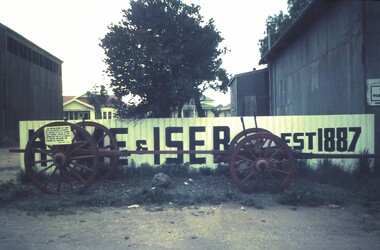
[87, 85, 109, 119]
[258, 0, 312, 59]
[211, 104, 223, 117]
[100, 0, 229, 118]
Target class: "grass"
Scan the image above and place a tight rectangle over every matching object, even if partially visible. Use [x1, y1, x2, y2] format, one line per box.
[279, 158, 380, 207]
[1, 160, 379, 214]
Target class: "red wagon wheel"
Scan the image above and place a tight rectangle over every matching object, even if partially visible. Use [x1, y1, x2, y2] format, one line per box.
[77, 121, 119, 179]
[229, 128, 271, 149]
[229, 132, 295, 193]
[24, 122, 99, 194]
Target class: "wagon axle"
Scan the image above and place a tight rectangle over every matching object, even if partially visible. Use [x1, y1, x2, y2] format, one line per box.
[12, 120, 378, 195]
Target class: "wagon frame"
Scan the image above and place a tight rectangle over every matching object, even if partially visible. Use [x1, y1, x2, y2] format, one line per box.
[11, 118, 379, 194]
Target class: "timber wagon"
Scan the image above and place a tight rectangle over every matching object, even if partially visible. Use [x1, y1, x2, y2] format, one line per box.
[11, 118, 378, 194]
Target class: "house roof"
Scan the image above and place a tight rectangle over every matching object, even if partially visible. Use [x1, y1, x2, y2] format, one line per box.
[182, 103, 215, 110]
[221, 103, 230, 111]
[63, 93, 116, 108]
[259, 0, 329, 64]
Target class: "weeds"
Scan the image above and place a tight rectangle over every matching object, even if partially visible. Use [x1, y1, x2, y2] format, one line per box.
[279, 179, 347, 206]
[0, 181, 35, 203]
[3, 160, 380, 213]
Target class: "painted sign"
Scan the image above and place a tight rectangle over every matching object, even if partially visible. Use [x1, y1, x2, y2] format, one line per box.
[367, 79, 380, 105]
[44, 125, 72, 145]
[19, 114, 375, 170]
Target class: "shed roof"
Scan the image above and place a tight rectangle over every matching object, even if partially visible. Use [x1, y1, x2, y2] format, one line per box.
[1, 22, 63, 63]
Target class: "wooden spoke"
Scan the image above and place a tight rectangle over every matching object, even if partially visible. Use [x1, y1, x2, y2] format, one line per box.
[229, 132, 295, 193]
[77, 121, 119, 179]
[24, 122, 99, 194]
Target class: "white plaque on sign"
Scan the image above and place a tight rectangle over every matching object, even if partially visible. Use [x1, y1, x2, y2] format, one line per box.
[367, 79, 380, 106]
[44, 126, 72, 145]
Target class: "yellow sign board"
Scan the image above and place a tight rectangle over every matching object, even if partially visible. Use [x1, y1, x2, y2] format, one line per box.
[44, 126, 72, 145]
[20, 115, 374, 169]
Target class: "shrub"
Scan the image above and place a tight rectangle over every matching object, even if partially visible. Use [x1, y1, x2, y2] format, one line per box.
[279, 179, 347, 206]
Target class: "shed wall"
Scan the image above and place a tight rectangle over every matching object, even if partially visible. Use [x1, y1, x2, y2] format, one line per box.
[0, 24, 63, 141]
[364, 1, 380, 174]
[230, 69, 269, 117]
[270, 1, 365, 115]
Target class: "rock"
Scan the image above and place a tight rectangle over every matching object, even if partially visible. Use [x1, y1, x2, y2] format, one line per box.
[151, 172, 171, 188]
[127, 204, 139, 209]
[328, 204, 339, 209]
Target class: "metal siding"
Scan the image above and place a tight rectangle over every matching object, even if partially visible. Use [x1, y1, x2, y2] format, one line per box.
[235, 70, 269, 116]
[1, 25, 63, 140]
[229, 79, 237, 116]
[271, 1, 365, 116]
[364, 1, 380, 173]
[0, 26, 5, 137]
[19, 114, 375, 171]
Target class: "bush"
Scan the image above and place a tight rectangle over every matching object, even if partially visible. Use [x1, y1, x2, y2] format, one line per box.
[295, 159, 356, 188]
[6, 159, 378, 214]
[279, 179, 347, 206]
[0, 181, 35, 204]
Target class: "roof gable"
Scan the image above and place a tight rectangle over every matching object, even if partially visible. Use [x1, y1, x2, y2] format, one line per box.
[63, 93, 117, 108]
[63, 98, 94, 109]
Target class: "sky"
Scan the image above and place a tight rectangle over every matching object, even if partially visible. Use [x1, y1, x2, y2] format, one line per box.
[0, 0, 288, 105]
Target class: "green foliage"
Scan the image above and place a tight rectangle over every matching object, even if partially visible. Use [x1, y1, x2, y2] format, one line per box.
[0, 181, 34, 204]
[6, 160, 380, 214]
[279, 179, 347, 206]
[281, 158, 380, 207]
[258, 0, 313, 59]
[86, 85, 110, 119]
[100, 0, 229, 118]
[296, 159, 356, 188]
[358, 178, 380, 205]
[357, 149, 374, 178]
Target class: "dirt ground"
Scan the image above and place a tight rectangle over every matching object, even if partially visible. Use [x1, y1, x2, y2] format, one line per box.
[1, 147, 380, 250]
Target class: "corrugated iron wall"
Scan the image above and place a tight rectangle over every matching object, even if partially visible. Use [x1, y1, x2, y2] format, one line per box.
[0, 24, 63, 141]
[19, 114, 374, 170]
[230, 69, 269, 117]
[270, 1, 366, 116]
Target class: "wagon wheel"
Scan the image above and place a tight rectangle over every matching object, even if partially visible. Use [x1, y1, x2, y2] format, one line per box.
[24, 122, 99, 194]
[229, 128, 271, 149]
[229, 133, 295, 193]
[77, 121, 119, 179]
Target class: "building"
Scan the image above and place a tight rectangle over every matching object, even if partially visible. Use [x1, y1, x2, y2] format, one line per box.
[171, 95, 225, 118]
[215, 103, 231, 118]
[259, 0, 380, 172]
[63, 93, 116, 121]
[0, 23, 63, 142]
[229, 69, 270, 117]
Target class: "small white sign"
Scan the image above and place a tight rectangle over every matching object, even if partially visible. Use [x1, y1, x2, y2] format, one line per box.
[44, 126, 72, 145]
[367, 79, 380, 106]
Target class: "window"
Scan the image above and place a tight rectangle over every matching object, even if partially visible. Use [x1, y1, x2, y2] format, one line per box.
[103, 112, 107, 119]
[63, 111, 90, 120]
[108, 112, 112, 119]
[184, 110, 190, 117]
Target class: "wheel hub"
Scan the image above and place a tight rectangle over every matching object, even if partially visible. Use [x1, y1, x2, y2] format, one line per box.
[53, 153, 68, 168]
[256, 159, 270, 173]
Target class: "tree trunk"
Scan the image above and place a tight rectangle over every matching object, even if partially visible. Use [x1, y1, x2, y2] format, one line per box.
[91, 96, 102, 119]
[177, 105, 183, 118]
[194, 96, 205, 117]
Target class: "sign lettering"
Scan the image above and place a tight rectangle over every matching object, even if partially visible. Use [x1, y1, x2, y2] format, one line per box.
[44, 126, 72, 145]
